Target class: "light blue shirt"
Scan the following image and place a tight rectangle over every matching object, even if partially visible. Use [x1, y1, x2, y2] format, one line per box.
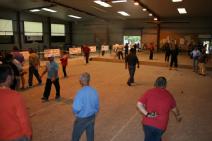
[46, 61, 59, 79]
[73, 86, 99, 118]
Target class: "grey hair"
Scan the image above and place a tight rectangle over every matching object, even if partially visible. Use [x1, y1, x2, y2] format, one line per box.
[80, 72, 90, 85]
[154, 76, 167, 88]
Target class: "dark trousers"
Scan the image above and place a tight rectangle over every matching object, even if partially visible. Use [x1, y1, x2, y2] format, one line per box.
[101, 51, 105, 56]
[118, 51, 123, 59]
[62, 66, 67, 77]
[72, 115, 96, 141]
[43, 78, 60, 99]
[28, 66, 42, 86]
[149, 51, 153, 60]
[165, 53, 170, 62]
[85, 53, 89, 64]
[170, 55, 178, 68]
[143, 125, 164, 141]
[128, 66, 136, 84]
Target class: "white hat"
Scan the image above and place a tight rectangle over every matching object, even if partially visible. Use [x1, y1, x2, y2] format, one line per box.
[47, 54, 54, 58]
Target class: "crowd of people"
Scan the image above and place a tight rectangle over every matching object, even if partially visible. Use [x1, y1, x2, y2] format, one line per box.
[1, 41, 210, 141]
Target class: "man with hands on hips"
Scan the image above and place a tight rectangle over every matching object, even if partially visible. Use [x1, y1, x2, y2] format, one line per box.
[137, 76, 182, 141]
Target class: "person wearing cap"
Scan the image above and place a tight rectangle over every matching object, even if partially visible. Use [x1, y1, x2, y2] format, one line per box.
[137, 76, 182, 141]
[41, 55, 60, 102]
[71, 72, 99, 141]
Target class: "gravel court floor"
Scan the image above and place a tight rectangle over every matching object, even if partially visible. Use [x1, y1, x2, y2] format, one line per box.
[19, 57, 212, 141]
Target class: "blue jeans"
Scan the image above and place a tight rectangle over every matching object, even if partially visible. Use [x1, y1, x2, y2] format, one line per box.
[128, 66, 136, 83]
[72, 115, 96, 141]
[10, 136, 31, 141]
[143, 125, 164, 141]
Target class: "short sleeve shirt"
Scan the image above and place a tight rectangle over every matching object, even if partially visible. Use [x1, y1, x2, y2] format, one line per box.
[46, 61, 59, 79]
[138, 88, 176, 130]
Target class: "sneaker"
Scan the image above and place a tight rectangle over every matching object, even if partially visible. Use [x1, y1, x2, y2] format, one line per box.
[41, 97, 48, 102]
[28, 85, 33, 88]
[127, 82, 131, 86]
[55, 96, 61, 100]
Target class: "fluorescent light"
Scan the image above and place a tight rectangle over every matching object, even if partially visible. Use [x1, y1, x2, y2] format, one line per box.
[142, 8, 147, 11]
[117, 11, 130, 16]
[42, 8, 57, 13]
[29, 9, 40, 12]
[177, 8, 187, 14]
[94, 0, 112, 7]
[68, 15, 82, 19]
[134, 2, 139, 5]
[172, 0, 183, 2]
[112, 0, 127, 3]
[154, 17, 158, 21]
[149, 13, 153, 16]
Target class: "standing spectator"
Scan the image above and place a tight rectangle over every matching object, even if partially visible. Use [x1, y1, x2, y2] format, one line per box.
[137, 76, 182, 141]
[125, 48, 139, 86]
[82, 45, 91, 64]
[190, 47, 201, 72]
[72, 72, 99, 141]
[11, 46, 26, 89]
[164, 42, 171, 62]
[41, 55, 60, 102]
[149, 43, 154, 60]
[101, 43, 106, 56]
[60, 51, 68, 77]
[117, 45, 124, 60]
[198, 47, 207, 76]
[0, 64, 32, 141]
[28, 49, 42, 87]
[3, 53, 22, 90]
[124, 43, 129, 58]
[169, 42, 179, 70]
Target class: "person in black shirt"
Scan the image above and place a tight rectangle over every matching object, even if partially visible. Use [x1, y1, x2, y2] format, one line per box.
[125, 48, 139, 86]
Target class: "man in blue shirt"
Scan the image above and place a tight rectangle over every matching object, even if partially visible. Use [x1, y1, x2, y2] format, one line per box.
[72, 72, 99, 141]
[41, 55, 60, 102]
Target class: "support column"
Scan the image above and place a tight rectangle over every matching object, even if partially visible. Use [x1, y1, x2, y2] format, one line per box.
[47, 17, 51, 48]
[156, 24, 161, 52]
[16, 11, 22, 49]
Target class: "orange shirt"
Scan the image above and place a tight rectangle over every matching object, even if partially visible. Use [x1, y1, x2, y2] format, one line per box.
[0, 88, 32, 140]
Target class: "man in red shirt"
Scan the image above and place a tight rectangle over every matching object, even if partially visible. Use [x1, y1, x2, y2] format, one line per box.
[60, 51, 68, 77]
[82, 45, 91, 64]
[0, 64, 32, 141]
[137, 76, 182, 141]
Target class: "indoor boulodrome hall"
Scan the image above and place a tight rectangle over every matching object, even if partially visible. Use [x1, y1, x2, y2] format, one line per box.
[0, 0, 212, 141]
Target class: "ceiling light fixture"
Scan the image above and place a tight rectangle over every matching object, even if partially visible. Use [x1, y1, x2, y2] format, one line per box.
[172, 0, 183, 2]
[142, 8, 147, 11]
[112, 0, 127, 3]
[117, 11, 130, 16]
[134, 1, 139, 5]
[68, 15, 82, 19]
[177, 8, 187, 14]
[149, 13, 153, 16]
[154, 17, 158, 21]
[42, 8, 57, 13]
[29, 9, 41, 12]
[94, 0, 112, 7]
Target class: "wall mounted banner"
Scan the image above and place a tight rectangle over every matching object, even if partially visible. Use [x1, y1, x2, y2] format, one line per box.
[89, 46, 97, 52]
[44, 49, 61, 58]
[69, 47, 82, 54]
[101, 45, 109, 51]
